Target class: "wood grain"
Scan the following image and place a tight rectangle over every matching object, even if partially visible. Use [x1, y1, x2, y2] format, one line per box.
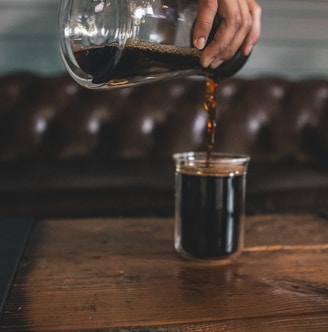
[1, 214, 328, 331]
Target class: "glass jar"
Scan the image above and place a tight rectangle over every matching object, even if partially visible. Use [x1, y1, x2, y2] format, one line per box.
[173, 152, 250, 263]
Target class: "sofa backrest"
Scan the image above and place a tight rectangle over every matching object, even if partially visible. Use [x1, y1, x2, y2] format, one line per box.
[0, 73, 327, 163]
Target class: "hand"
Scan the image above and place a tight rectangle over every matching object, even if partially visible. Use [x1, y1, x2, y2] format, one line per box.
[193, 0, 262, 68]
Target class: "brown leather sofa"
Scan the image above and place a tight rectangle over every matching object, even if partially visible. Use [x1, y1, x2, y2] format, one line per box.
[0, 73, 327, 218]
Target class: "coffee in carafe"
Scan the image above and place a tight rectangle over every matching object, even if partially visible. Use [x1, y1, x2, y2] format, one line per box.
[59, 0, 249, 89]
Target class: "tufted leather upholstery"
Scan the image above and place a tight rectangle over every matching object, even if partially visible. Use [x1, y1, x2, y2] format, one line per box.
[0, 73, 327, 218]
[1, 73, 328, 163]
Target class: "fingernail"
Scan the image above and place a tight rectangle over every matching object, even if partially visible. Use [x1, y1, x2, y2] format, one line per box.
[194, 37, 206, 50]
[210, 58, 223, 69]
[244, 45, 254, 56]
[202, 56, 216, 68]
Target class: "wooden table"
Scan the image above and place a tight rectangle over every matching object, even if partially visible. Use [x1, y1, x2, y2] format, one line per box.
[1, 213, 328, 331]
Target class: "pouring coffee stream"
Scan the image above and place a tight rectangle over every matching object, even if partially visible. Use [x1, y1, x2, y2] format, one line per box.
[59, 0, 250, 162]
[204, 77, 218, 162]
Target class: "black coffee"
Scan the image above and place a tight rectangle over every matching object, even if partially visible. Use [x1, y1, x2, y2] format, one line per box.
[175, 170, 245, 259]
[73, 39, 248, 85]
[74, 41, 203, 85]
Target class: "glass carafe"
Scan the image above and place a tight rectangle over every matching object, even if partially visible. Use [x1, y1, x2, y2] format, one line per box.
[59, 0, 249, 89]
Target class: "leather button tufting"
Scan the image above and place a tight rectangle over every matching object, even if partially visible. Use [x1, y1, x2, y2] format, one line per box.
[0, 74, 327, 163]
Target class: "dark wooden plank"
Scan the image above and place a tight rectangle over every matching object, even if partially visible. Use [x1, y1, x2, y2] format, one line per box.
[0, 219, 35, 323]
[244, 213, 328, 247]
[1, 214, 328, 331]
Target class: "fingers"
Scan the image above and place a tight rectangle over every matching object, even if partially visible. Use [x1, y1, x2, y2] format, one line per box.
[193, 0, 262, 69]
[241, 0, 262, 56]
[193, 0, 218, 51]
[204, 0, 252, 68]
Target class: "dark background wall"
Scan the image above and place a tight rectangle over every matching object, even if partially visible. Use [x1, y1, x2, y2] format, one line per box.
[0, 0, 328, 78]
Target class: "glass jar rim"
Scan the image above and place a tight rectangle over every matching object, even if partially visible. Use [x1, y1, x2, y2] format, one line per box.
[173, 152, 250, 164]
[173, 152, 250, 176]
